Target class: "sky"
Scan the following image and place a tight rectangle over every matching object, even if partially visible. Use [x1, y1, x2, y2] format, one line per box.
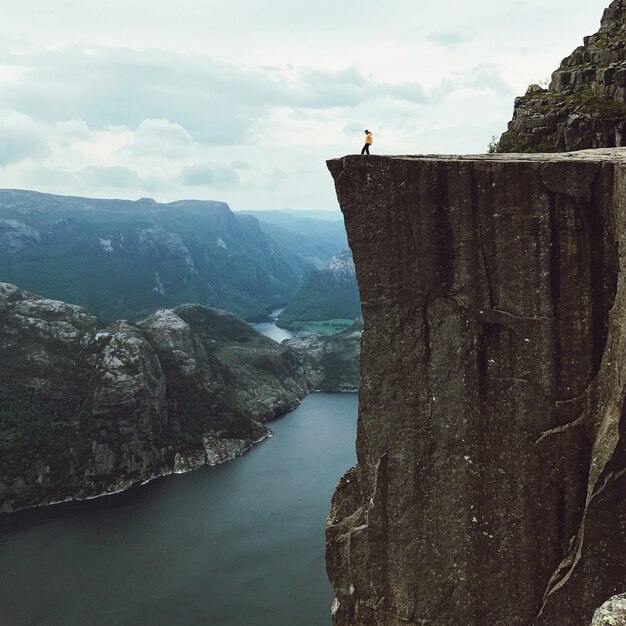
[0, 0, 611, 211]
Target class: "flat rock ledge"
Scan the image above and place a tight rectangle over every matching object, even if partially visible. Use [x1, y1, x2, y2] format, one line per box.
[326, 149, 626, 625]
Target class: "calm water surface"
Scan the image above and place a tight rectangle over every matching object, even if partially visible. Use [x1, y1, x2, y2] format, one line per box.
[249, 308, 294, 343]
[0, 393, 357, 626]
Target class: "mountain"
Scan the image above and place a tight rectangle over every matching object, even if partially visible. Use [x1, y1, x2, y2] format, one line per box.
[0, 190, 311, 322]
[497, 0, 626, 152]
[277, 249, 361, 331]
[237, 209, 344, 224]
[0, 283, 309, 513]
[284, 321, 361, 392]
[237, 209, 348, 268]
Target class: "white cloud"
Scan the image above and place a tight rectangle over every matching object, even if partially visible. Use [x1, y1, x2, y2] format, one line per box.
[122, 118, 194, 158]
[0, 0, 612, 210]
[179, 163, 240, 188]
[0, 111, 50, 165]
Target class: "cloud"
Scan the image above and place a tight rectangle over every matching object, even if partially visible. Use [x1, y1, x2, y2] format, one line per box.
[342, 122, 367, 135]
[55, 119, 91, 143]
[121, 118, 194, 158]
[433, 64, 514, 99]
[427, 31, 474, 48]
[74, 166, 164, 192]
[0, 46, 267, 144]
[0, 43, 430, 147]
[230, 160, 252, 170]
[179, 162, 240, 187]
[79, 165, 143, 188]
[0, 111, 50, 165]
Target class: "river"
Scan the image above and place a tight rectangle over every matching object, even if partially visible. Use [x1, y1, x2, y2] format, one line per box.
[0, 393, 357, 625]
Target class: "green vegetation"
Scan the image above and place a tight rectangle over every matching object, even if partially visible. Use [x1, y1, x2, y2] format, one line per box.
[284, 319, 356, 336]
[278, 258, 361, 327]
[0, 191, 310, 321]
[0, 386, 88, 508]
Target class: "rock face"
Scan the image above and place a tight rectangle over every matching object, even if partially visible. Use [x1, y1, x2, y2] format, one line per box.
[0, 283, 309, 512]
[326, 151, 626, 625]
[592, 594, 626, 625]
[499, 1, 626, 153]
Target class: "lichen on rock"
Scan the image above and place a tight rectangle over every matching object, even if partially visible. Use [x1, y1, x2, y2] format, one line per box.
[592, 595, 626, 626]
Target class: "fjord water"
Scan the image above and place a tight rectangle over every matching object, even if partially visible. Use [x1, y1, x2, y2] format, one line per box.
[0, 393, 357, 626]
[249, 308, 294, 343]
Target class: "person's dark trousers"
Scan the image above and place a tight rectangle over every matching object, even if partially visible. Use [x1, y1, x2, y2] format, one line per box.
[361, 144, 370, 154]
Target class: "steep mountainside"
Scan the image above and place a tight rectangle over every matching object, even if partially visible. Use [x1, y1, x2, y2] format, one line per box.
[237, 210, 348, 268]
[277, 250, 361, 329]
[285, 321, 362, 392]
[327, 152, 626, 625]
[498, 0, 626, 152]
[0, 190, 310, 321]
[0, 283, 308, 513]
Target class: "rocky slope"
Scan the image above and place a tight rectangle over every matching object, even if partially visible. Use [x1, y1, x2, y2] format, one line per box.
[0, 283, 308, 513]
[498, 0, 626, 153]
[285, 322, 362, 392]
[278, 249, 361, 329]
[0, 189, 310, 321]
[326, 151, 626, 625]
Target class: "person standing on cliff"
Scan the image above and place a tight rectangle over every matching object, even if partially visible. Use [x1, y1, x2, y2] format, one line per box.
[361, 130, 373, 155]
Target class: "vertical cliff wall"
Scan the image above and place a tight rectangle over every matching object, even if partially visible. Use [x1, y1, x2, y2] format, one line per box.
[326, 151, 626, 625]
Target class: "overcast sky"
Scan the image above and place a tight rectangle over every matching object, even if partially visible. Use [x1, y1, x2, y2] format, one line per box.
[0, 0, 610, 211]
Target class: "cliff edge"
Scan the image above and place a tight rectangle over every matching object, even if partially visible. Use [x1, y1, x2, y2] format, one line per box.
[326, 151, 626, 625]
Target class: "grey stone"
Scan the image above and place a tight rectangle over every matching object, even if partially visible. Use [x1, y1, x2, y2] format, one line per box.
[592, 595, 626, 625]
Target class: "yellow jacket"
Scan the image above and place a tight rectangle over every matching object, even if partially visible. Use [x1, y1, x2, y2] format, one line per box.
[365, 132, 373, 144]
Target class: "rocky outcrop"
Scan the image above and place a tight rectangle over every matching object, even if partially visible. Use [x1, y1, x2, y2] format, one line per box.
[326, 151, 626, 625]
[592, 595, 626, 625]
[285, 322, 362, 392]
[0, 218, 41, 253]
[498, 1, 626, 153]
[0, 283, 309, 513]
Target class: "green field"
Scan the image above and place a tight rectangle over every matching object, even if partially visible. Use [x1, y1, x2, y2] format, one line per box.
[285, 319, 355, 336]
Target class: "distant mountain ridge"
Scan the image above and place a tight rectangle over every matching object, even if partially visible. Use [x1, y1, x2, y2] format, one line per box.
[237, 209, 348, 269]
[278, 249, 361, 329]
[0, 189, 312, 322]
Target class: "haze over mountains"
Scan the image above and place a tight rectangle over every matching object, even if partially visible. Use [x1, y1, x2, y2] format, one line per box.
[278, 249, 361, 331]
[0, 190, 348, 323]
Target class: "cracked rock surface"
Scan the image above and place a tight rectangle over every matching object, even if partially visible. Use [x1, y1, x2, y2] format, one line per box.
[326, 150, 626, 625]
